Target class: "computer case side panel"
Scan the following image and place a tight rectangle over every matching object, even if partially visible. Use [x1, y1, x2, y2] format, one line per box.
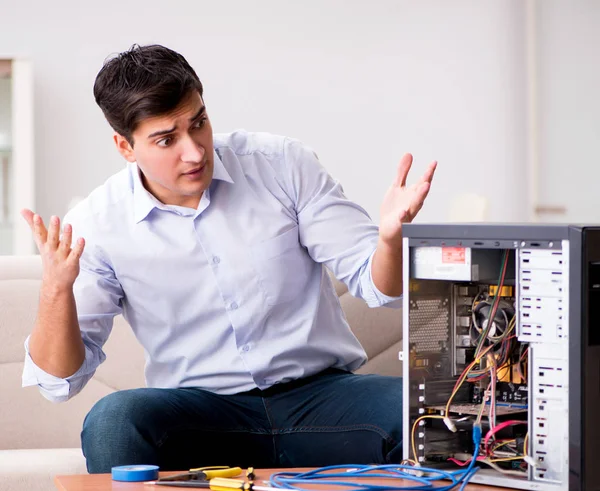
[574, 227, 600, 490]
[568, 228, 583, 490]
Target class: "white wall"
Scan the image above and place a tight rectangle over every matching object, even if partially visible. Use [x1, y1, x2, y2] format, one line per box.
[0, 0, 528, 224]
[535, 0, 600, 223]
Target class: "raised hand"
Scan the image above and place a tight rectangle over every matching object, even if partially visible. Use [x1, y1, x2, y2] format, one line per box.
[21, 209, 85, 290]
[379, 153, 437, 249]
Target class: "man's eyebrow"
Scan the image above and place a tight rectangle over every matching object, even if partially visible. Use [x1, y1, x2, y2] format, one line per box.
[190, 106, 206, 121]
[147, 126, 176, 139]
[146, 106, 206, 139]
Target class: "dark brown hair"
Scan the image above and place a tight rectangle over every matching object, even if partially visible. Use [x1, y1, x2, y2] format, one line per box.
[93, 44, 203, 146]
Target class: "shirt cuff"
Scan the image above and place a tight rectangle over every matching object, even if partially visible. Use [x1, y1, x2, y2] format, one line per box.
[21, 336, 90, 403]
[360, 250, 403, 309]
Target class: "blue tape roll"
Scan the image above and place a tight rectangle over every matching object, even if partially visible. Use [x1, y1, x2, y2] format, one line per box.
[111, 464, 160, 482]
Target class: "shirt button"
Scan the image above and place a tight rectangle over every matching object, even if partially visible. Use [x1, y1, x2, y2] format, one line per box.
[212, 256, 220, 264]
[241, 345, 250, 352]
[230, 302, 238, 310]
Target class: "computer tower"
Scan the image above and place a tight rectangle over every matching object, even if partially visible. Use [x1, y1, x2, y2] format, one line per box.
[401, 223, 600, 490]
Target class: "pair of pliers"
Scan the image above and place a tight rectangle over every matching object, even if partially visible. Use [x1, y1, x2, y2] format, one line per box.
[157, 466, 243, 483]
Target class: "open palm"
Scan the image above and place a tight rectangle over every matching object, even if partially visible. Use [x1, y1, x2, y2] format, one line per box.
[379, 153, 437, 249]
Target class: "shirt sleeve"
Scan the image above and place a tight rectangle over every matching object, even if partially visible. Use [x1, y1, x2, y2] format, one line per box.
[21, 218, 124, 402]
[285, 138, 402, 308]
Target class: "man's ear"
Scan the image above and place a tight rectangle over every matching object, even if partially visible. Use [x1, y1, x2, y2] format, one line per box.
[114, 133, 136, 162]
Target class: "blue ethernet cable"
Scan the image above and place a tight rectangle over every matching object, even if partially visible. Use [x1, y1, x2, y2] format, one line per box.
[269, 423, 482, 491]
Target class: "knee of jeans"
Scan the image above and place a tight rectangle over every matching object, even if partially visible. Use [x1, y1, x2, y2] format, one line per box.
[81, 390, 146, 446]
[363, 375, 403, 440]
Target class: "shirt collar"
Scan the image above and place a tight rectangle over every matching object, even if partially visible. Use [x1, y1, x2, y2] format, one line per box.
[132, 149, 233, 223]
[212, 148, 234, 184]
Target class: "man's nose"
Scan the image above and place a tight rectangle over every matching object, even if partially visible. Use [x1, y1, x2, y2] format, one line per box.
[181, 136, 205, 163]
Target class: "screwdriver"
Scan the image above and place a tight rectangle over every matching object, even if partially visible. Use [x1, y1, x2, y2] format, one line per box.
[148, 469, 277, 491]
[158, 467, 243, 482]
[147, 477, 281, 490]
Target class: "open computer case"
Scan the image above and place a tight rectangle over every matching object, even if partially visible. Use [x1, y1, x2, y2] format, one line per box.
[401, 223, 600, 490]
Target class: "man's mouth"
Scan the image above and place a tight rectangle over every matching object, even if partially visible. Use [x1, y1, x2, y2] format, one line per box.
[183, 164, 205, 177]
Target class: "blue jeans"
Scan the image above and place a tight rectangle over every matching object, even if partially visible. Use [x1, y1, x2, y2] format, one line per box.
[81, 368, 402, 473]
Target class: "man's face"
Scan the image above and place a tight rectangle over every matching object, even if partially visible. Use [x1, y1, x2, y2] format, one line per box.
[115, 91, 214, 209]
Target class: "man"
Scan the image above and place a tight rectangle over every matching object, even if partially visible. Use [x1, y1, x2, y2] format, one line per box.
[21, 44, 436, 473]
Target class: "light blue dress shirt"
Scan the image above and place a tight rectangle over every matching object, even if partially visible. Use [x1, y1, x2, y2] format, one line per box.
[22, 131, 401, 402]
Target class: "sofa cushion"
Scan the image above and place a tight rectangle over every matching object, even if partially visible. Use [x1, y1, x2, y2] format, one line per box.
[0, 362, 115, 449]
[355, 340, 402, 377]
[338, 292, 402, 361]
[0, 448, 86, 491]
[0, 279, 41, 364]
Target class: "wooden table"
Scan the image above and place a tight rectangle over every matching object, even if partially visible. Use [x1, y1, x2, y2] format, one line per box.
[55, 468, 512, 490]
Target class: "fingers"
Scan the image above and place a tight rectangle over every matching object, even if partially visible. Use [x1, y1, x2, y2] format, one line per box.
[417, 181, 432, 203]
[68, 237, 85, 264]
[22, 210, 50, 252]
[22, 211, 81, 261]
[33, 214, 48, 246]
[21, 209, 34, 227]
[394, 153, 413, 187]
[21, 209, 41, 249]
[400, 158, 436, 221]
[46, 216, 61, 250]
[399, 181, 431, 223]
[396, 155, 437, 189]
[408, 182, 431, 218]
[421, 161, 437, 184]
[60, 223, 73, 252]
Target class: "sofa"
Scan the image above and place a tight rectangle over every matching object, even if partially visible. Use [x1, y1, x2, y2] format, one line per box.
[0, 254, 402, 491]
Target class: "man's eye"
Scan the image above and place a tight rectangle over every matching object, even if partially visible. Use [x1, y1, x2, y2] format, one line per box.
[193, 118, 207, 129]
[157, 137, 173, 147]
